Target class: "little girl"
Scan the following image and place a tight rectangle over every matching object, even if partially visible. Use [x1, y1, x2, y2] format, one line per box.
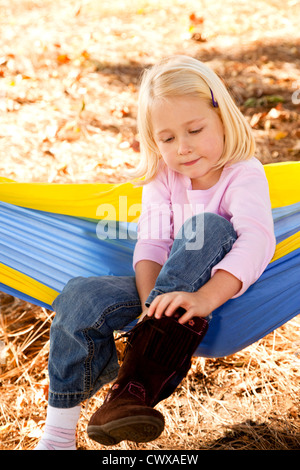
[35, 55, 275, 450]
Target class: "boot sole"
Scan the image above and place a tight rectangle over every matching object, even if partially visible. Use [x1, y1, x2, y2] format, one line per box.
[87, 415, 164, 446]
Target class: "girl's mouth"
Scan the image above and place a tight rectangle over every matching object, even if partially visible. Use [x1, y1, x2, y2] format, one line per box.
[182, 158, 200, 166]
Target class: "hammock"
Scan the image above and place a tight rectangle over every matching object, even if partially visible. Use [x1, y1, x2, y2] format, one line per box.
[0, 161, 299, 357]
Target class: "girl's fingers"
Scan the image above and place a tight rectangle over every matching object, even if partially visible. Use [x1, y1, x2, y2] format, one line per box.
[177, 309, 194, 324]
[148, 292, 176, 318]
[153, 296, 172, 318]
[164, 296, 185, 317]
[149, 292, 192, 319]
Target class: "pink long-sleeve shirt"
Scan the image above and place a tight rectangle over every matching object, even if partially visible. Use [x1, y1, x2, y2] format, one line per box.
[133, 157, 276, 298]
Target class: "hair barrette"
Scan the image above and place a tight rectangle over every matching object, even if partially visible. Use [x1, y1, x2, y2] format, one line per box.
[210, 88, 218, 108]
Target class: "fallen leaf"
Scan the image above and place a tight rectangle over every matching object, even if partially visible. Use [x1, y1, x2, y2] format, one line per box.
[57, 54, 71, 64]
[189, 13, 204, 25]
[275, 131, 288, 140]
[250, 112, 266, 127]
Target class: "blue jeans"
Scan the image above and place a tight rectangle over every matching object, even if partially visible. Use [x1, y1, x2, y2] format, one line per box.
[49, 213, 237, 408]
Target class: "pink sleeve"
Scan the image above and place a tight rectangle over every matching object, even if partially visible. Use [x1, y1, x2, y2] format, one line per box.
[133, 170, 174, 269]
[211, 165, 276, 297]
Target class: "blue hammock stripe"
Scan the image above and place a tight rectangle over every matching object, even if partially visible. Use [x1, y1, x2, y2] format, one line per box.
[0, 198, 299, 304]
[0, 199, 299, 357]
[0, 202, 135, 293]
[0, 162, 299, 357]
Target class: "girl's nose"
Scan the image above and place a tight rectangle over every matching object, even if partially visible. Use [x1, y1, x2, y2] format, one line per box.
[178, 138, 192, 156]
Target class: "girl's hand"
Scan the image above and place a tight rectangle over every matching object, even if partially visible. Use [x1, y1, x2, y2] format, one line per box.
[147, 290, 213, 325]
[147, 270, 242, 324]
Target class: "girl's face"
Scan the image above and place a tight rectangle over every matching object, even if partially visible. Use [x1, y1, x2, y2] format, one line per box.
[151, 95, 225, 189]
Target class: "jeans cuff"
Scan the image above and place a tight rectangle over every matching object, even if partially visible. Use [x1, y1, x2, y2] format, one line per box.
[48, 367, 119, 408]
[145, 288, 165, 308]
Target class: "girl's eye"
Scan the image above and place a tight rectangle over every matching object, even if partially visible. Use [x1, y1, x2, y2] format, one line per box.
[160, 128, 203, 143]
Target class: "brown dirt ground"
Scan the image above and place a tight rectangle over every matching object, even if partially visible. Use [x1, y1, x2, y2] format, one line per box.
[0, 0, 299, 451]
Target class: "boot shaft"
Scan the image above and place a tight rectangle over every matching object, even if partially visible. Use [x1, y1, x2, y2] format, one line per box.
[87, 312, 208, 446]
[117, 312, 208, 406]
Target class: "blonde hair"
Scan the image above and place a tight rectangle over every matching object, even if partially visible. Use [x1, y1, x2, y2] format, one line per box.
[134, 55, 255, 184]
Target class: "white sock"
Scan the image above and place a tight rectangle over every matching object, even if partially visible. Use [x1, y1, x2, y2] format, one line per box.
[35, 404, 81, 450]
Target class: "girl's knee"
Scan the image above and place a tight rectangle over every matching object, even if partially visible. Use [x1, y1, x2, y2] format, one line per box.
[51, 276, 111, 334]
[52, 275, 140, 326]
[182, 212, 236, 244]
[52, 276, 101, 317]
[201, 212, 233, 231]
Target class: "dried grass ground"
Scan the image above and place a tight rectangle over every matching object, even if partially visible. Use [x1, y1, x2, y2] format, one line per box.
[0, 0, 299, 451]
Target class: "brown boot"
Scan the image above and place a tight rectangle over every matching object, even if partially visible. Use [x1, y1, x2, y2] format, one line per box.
[87, 311, 208, 446]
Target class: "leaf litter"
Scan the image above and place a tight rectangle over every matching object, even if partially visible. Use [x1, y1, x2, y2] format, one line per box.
[0, 0, 299, 451]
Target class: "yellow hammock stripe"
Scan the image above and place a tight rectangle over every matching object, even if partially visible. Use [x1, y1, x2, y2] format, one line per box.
[0, 179, 143, 222]
[0, 263, 59, 306]
[0, 161, 299, 221]
[270, 231, 300, 263]
[264, 161, 300, 209]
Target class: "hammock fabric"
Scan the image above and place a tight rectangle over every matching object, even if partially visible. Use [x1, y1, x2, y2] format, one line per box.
[0, 161, 299, 357]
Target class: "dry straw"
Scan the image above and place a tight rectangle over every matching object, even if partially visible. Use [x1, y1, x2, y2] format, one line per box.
[0, 292, 299, 450]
